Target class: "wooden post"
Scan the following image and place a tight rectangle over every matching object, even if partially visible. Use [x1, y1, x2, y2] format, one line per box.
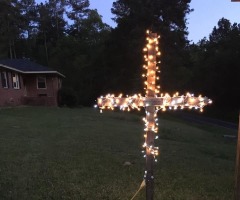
[146, 106, 155, 200]
[236, 112, 240, 200]
[145, 32, 157, 200]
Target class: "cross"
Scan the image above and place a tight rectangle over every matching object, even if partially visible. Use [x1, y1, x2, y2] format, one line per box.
[96, 30, 212, 200]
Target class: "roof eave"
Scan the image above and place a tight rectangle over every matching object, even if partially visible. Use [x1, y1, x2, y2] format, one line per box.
[23, 71, 65, 78]
[0, 64, 23, 73]
[0, 64, 65, 78]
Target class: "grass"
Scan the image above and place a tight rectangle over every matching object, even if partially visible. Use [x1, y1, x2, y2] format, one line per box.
[0, 107, 237, 200]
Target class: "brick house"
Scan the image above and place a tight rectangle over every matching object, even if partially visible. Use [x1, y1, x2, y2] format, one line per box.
[0, 59, 64, 107]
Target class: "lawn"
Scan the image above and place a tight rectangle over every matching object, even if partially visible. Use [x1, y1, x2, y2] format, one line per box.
[0, 107, 237, 200]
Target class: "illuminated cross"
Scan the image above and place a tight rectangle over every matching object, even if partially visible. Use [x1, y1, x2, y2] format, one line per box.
[97, 30, 212, 200]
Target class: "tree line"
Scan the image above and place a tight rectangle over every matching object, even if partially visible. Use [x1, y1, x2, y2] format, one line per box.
[0, 0, 239, 116]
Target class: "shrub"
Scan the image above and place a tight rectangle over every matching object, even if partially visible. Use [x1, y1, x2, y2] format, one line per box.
[58, 87, 78, 107]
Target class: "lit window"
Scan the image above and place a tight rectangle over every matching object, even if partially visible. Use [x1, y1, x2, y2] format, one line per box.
[37, 76, 46, 89]
[1, 71, 8, 88]
[12, 73, 20, 89]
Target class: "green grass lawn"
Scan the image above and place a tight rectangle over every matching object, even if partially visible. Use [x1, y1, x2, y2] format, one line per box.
[0, 107, 237, 200]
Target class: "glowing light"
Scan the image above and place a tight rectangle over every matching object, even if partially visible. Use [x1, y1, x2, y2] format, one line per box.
[149, 55, 154, 60]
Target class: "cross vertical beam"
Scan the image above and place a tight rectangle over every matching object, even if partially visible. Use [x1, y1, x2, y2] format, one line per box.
[145, 32, 158, 200]
[145, 105, 156, 200]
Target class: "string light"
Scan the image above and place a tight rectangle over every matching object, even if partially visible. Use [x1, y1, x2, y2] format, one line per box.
[96, 30, 212, 181]
[97, 94, 211, 111]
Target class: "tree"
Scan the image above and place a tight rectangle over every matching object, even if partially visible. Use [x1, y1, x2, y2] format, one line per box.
[189, 18, 240, 110]
[14, 0, 38, 58]
[66, 0, 90, 36]
[102, 0, 193, 96]
[0, 0, 23, 58]
[49, 9, 111, 105]
[48, 0, 67, 39]
[78, 9, 111, 45]
[18, 0, 37, 39]
[34, 0, 67, 65]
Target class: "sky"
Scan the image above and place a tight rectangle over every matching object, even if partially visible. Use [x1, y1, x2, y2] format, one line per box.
[89, 0, 240, 43]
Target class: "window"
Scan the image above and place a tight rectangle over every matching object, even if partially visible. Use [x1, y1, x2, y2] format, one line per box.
[12, 73, 20, 89]
[37, 76, 46, 89]
[1, 71, 8, 88]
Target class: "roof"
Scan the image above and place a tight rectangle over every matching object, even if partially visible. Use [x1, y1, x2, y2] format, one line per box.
[0, 59, 65, 77]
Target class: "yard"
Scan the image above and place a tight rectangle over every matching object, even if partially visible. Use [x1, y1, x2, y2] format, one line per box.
[0, 107, 237, 199]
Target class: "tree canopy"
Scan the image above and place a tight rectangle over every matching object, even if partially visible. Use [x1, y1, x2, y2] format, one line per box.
[188, 18, 240, 111]
[106, 0, 192, 94]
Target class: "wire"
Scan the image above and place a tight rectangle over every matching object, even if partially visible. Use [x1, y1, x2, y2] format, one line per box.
[130, 180, 146, 200]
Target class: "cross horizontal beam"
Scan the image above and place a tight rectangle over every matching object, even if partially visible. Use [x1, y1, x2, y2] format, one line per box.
[98, 93, 212, 112]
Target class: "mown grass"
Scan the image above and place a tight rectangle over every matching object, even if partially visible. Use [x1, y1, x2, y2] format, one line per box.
[0, 107, 237, 200]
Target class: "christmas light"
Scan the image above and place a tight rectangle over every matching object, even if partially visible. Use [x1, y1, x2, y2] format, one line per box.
[96, 30, 212, 190]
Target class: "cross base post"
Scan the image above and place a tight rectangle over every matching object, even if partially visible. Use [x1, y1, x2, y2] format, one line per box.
[146, 169, 154, 200]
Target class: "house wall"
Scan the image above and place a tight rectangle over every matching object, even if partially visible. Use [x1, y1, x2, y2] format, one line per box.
[0, 69, 62, 107]
[0, 71, 25, 106]
[22, 75, 60, 106]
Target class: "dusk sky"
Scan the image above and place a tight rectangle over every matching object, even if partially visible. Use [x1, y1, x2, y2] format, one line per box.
[36, 0, 240, 43]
